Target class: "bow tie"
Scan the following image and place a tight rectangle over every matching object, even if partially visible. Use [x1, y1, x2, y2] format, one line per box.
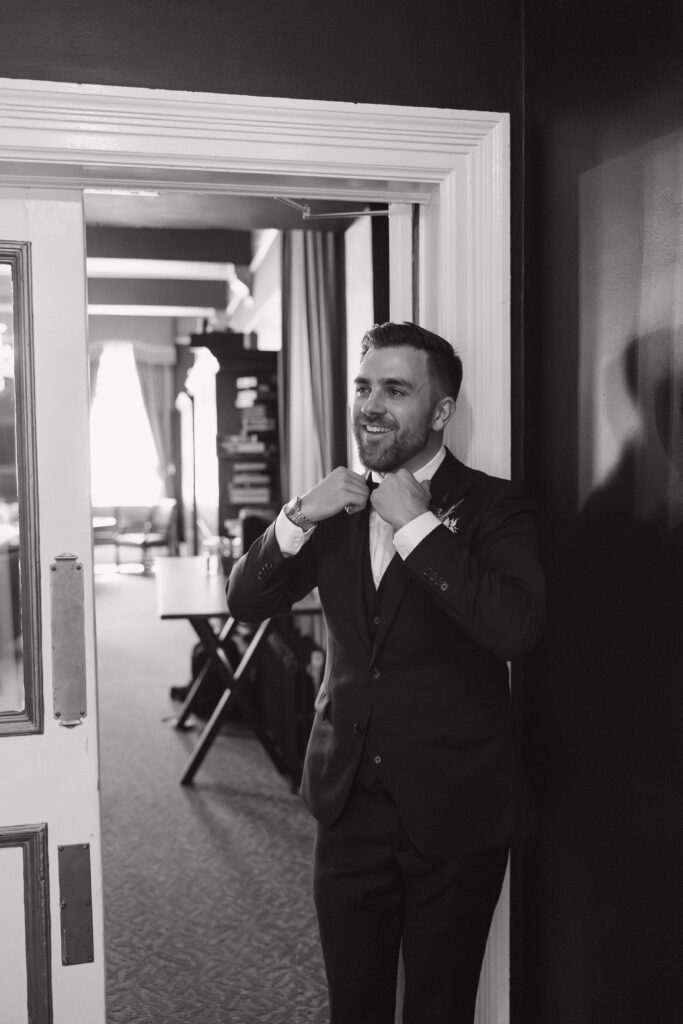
[366, 474, 434, 499]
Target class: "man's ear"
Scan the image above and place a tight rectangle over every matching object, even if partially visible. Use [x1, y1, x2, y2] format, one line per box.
[432, 395, 456, 432]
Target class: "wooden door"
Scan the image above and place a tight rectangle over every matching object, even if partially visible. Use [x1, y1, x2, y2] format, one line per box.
[0, 190, 106, 1024]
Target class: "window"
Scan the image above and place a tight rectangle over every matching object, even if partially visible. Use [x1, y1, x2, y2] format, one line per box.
[89, 342, 162, 506]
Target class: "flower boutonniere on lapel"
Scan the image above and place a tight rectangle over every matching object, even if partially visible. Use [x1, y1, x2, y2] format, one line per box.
[430, 497, 464, 535]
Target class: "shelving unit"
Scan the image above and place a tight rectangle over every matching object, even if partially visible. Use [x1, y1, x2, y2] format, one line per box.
[190, 332, 281, 540]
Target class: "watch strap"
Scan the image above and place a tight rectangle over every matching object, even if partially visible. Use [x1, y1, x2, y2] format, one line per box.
[284, 496, 316, 532]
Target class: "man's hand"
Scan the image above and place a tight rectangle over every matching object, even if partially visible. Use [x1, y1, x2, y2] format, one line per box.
[371, 470, 431, 531]
[300, 467, 371, 522]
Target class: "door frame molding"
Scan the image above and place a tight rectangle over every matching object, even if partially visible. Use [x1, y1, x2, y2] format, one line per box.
[0, 823, 52, 1022]
[0, 77, 510, 475]
[0, 77, 511, 1023]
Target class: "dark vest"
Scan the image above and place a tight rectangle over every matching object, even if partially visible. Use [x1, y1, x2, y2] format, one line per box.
[355, 518, 394, 788]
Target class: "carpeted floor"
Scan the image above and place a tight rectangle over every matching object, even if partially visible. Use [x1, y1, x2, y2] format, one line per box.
[94, 563, 328, 1024]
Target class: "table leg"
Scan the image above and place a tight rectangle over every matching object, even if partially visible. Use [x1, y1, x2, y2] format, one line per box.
[172, 617, 235, 729]
[180, 617, 284, 785]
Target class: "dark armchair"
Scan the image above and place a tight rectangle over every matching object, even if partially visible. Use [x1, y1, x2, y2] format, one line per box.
[113, 498, 178, 575]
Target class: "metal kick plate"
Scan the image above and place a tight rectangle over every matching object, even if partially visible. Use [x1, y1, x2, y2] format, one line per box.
[58, 843, 94, 966]
[50, 553, 87, 727]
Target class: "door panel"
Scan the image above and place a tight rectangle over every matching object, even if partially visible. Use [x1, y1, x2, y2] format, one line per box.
[0, 190, 105, 1024]
[0, 844, 29, 1023]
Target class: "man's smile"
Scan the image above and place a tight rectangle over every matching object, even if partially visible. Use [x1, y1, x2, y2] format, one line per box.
[359, 422, 394, 435]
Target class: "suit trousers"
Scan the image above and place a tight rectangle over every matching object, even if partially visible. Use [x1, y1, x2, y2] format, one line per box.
[313, 779, 509, 1024]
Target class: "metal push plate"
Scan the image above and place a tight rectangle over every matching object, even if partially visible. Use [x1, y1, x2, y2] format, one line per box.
[58, 843, 95, 965]
[50, 553, 87, 727]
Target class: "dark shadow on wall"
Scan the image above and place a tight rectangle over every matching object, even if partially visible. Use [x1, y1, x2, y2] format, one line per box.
[578, 331, 683, 1016]
[521, 330, 683, 1023]
[519, 1, 683, 1001]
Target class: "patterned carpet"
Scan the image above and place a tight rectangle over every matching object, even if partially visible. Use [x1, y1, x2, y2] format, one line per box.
[95, 563, 328, 1024]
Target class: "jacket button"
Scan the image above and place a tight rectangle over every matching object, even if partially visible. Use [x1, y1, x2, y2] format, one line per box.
[373, 755, 382, 766]
[353, 721, 364, 735]
[371, 668, 381, 680]
[373, 615, 380, 626]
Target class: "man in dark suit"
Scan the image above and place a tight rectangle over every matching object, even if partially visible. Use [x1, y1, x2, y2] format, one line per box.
[227, 322, 545, 1024]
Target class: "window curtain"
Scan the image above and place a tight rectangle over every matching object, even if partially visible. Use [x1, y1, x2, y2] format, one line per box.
[281, 231, 347, 500]
[134, 358, 174, 498]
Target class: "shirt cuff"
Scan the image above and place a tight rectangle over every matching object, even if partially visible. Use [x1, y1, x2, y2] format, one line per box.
[393, 511, 441, 560]
[274, 507, 316, 556]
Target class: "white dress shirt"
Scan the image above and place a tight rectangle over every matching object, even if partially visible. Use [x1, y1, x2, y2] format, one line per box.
[275, 446, 446, 587]
[368, 446, 445, 586]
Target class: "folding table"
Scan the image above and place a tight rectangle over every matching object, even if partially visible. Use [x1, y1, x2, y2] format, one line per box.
[155, 555, 319, 786]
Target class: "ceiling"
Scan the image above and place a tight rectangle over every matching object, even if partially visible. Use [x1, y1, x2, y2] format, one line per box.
[83, 191, 368, 232]
[82, 191, 378, 322]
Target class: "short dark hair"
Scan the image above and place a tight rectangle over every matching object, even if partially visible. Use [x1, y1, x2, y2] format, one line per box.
[360, 321, 463, 403]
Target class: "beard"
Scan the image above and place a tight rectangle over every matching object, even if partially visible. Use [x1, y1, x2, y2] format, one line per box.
[353, 417, 432, 472]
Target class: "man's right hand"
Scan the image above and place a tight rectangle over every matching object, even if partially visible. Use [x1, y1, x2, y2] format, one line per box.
[300, 467, 371, 522]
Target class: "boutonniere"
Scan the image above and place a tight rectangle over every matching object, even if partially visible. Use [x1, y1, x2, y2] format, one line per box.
[430, 497, 464, 534]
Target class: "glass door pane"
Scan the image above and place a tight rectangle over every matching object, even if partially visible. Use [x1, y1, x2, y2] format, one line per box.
[0, 246, 41, 732]
[0, 263, 21, 713]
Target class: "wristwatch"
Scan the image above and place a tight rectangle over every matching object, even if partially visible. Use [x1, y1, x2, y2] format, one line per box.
[284, 496, 316, 532]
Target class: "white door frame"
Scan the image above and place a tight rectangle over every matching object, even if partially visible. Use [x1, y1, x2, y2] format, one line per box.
[0, 78, 510, 476]
[0, 77, 511, 1022]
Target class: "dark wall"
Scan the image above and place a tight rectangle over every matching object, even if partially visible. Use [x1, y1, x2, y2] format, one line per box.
[1, 0, 518, 110]
[6, 1, 683, 1019]
[521, 2, 683, 1021]
[0, 0, 525, 438]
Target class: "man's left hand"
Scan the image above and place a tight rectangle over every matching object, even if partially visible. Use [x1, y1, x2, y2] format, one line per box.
[371, 470, 431, 531]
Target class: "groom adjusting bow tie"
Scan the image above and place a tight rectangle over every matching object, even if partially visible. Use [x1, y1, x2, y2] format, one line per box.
[227, 322, 545, 1024]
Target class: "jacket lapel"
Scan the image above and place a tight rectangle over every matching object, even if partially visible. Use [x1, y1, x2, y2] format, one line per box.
[427, 448, 466, 516]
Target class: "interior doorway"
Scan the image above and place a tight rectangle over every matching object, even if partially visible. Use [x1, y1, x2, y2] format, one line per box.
[0, 76, 511, 1024]
[85, 189, 390, 1022]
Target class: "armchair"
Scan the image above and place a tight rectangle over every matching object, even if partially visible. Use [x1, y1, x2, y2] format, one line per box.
[113, 498, 178, 575]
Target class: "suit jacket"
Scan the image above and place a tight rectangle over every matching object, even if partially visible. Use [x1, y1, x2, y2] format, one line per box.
[227, 449, 545, 858]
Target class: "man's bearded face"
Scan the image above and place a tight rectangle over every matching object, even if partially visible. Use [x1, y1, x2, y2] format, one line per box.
[352, 346, 439, 474]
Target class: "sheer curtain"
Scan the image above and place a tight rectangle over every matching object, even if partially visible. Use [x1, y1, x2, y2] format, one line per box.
[134, 350, 174, 498]
[281, 231, 347, 500]
[89, 342, 162, 506]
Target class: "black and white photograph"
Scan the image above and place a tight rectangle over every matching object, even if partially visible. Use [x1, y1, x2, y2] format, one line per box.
[0, 3, 682, 1023]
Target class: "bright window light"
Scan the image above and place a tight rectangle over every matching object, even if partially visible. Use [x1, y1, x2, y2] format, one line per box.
[90, 342, 162, 506]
